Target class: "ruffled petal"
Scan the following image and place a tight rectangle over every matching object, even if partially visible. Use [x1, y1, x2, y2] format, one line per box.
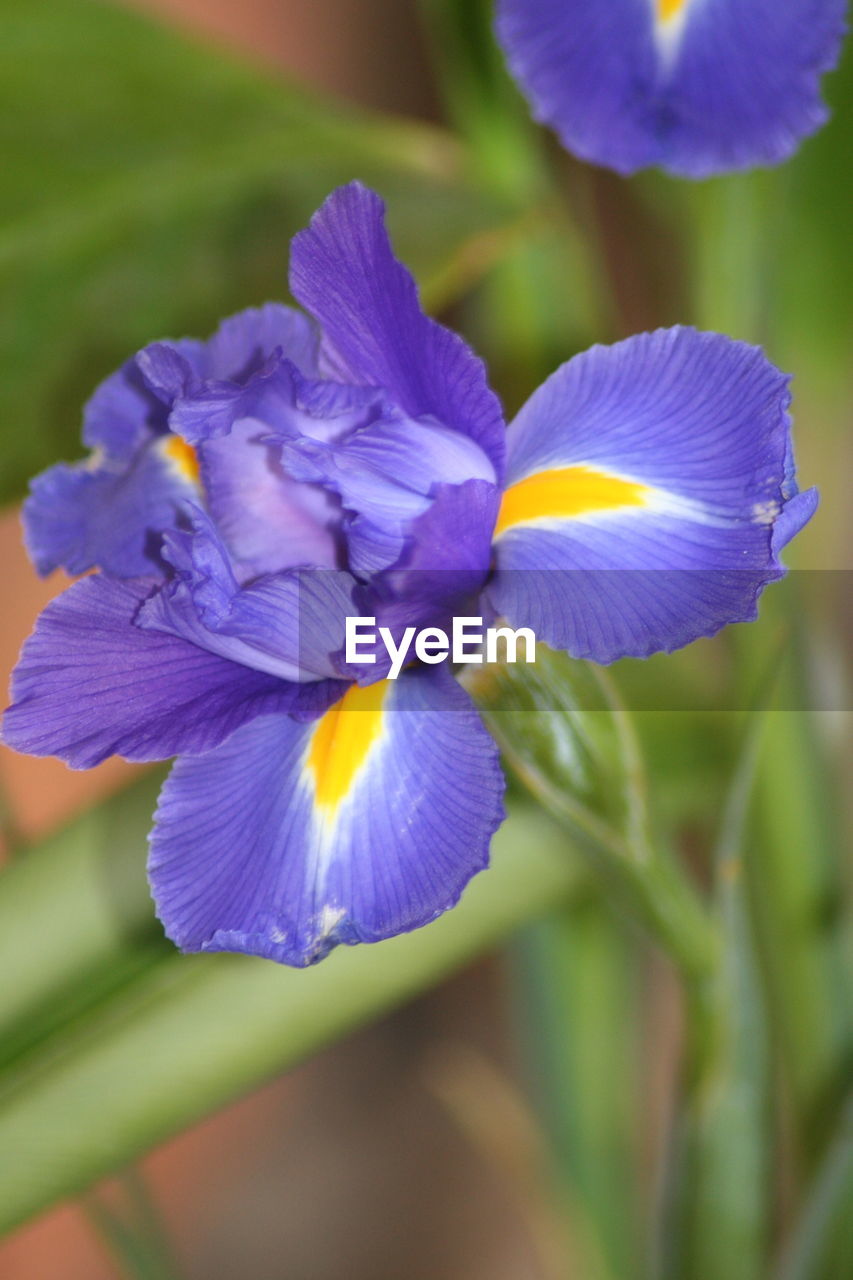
[23, 443, 197, 579]
[204, 303, 321, 382]
[81, 358, 172, 457]
[26, 346, 205, 578]
[138, 508, 356, 682]
[489, 328, 815, 662]
[289, 182, 506, 478]
[202, 419, 346, 573]
[136, 304, 320, 406]
[169, 362, 383, 574]
[280, 407, 497, 574]
[2, 576, 336, 769]
[149, 665, 505, 966]
[339, 480, 500, 682]
[168, 356, 382, 446]
[495, 0, 847, 178]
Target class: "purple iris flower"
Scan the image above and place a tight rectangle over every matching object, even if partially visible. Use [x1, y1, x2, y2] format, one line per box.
[495, 0, 847, 178]
[3, 183, 816, 966]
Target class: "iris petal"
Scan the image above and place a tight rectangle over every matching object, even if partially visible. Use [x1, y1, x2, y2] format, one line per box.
[488, 328, 816, 662]
[1, 575, 334, 769]
[23, 446, 196, 579]
[289, 182, 507, 477]
[495, 0, 847, 177]
[149, 665, 505, 966]
[281, 407, 497, 575]
[138, 508, 356, 683]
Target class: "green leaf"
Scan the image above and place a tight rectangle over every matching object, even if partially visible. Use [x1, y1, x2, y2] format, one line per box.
[0, 770, 169, 1072]
[84, 1168, 183, 1280]
[417, 0, 544, 200]
[751, 708, 851, 1167]
[770, 41, 853, 391]
[0, 793, 577, 1235]
[663, 722, 771, 1280]
[777, 1095, 853, 1280]
[515, 903, 642, 1280]
[0, 0, 514, 504]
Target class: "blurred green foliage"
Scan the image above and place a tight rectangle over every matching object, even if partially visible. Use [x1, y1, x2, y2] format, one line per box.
[0, 0, 517, 502]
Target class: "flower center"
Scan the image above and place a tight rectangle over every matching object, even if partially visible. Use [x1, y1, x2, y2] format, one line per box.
[493, 466, 649, 537]
[657, 0, 688, 21]
[306, 681, 388, 814]
[160, 434, 201, 486]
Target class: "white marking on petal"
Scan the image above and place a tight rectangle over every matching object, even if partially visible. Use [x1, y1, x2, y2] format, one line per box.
[650, 0, 696, 67]
[751, 499, 782, 525]
[319, 904, 345, 937]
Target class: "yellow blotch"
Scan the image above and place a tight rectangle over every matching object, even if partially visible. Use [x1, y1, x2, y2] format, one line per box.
[161, 435, 201, 486]
[494, 466, 649, 537]
[657, 0, 688, 21]
[307, 681, 388, 814]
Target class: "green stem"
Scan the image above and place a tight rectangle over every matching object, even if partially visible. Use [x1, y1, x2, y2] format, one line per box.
[663, 721, 772, 1280]
[492, 725, 717, 983]
[777, 1094, 853, 1280]
[83, 1167, 183, 1280]
[689, 171, 774, 339]
[515, 900, 643, 1280]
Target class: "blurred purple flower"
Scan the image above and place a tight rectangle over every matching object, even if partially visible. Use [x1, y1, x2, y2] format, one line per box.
[3, 183, 815, 965]
[495, 0, 847, 177]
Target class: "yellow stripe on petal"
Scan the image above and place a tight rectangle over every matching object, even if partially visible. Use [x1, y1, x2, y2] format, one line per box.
[494, 466, 650, 537]
[657, 0, 688, 20]
[160, 435, 201, 486]
[307, 681, 388, 815]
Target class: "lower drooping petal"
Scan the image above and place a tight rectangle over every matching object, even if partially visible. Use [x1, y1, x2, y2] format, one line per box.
[495, 0, 847, 178]
[149, 665, 505, 966]
[1, 575, 338, 769]
[289, 182, 507, 478]
[489, 328, 816, 662]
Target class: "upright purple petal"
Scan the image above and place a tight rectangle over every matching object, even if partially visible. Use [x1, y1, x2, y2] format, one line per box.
[489, 328, 816, 662]
[136, 304, 320, 406]
[202, 418, 346, 574]
[289, 182, 506, 477]
[2, 575, 337, 769]
[172, 361, 382, 573]
[341, 479, 501, 682]
[280, 406, 497, 574]
[205, 303, 321, 382]
[138, 509, 356, 682]
[496, 0, 847, 178]
[149, 665, 505, 967]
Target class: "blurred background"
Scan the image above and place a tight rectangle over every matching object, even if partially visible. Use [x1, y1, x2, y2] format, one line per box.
[0, 1, 850, 1277]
